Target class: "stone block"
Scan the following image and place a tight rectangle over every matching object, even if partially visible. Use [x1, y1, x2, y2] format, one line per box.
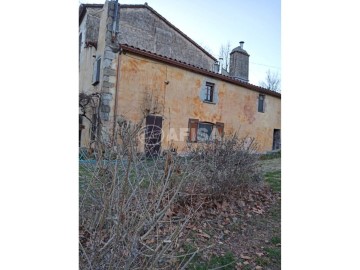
[103, 81, 114, 88]
[104, 50, 115, 59]
[104, 67, 116, 76]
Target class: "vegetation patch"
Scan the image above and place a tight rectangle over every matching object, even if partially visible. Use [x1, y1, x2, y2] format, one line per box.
[188, 252, 235, 270]
[265, 170, 281, 192]
[259, 150, 281, 160]
[79, 120, 281, 269]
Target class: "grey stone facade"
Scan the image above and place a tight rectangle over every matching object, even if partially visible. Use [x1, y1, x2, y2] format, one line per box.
[117, 5, 216, 70]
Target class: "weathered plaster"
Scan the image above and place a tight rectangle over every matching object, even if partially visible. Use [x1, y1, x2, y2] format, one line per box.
[116, 52, 281, 152]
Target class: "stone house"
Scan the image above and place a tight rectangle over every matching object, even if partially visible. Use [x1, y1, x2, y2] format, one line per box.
[79, 1, 281, 155]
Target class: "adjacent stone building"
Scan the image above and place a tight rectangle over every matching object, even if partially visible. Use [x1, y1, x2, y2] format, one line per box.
[79, 1, 281, 154]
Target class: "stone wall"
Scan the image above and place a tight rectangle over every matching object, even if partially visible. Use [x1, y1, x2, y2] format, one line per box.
[118, 6, 216, 70]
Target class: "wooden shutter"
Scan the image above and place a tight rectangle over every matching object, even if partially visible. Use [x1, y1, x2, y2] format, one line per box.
[215, 122, 224, 140]
[188, 118, 199, 142]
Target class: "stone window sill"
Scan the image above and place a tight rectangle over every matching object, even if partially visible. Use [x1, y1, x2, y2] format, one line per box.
[202, 100, 216, 105]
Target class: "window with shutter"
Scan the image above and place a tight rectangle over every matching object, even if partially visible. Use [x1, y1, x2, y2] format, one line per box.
[188, 118, 199, 142]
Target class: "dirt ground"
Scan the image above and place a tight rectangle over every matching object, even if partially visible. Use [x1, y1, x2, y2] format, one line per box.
[176, 157, 282, 270]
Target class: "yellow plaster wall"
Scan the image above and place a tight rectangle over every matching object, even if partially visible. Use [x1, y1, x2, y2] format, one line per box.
[116, 53, 281, 153]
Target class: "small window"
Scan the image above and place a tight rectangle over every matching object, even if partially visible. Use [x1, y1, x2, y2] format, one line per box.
[258, 94, 265, 112]
[92, 57, 101, 85]
[204, 82, 214, 102]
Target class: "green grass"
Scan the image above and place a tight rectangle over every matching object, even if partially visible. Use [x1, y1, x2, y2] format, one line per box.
[255, 256, 270, 267]
[271, 236, 281, 245]
[264, 170, 281, 192]
[265, 247, 281, 263]
[188, 252, 236, 270]
[259, 150, 281, 160]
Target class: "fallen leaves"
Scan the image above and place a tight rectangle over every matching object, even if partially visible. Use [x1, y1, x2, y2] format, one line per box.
[197, 232, 211, 239]
[240, 254, 252, 260]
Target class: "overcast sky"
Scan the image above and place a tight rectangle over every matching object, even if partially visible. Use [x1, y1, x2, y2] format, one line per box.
[79, 0, 281, 88]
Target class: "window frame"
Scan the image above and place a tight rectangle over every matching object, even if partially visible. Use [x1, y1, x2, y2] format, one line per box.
[204, 82, 215, 102]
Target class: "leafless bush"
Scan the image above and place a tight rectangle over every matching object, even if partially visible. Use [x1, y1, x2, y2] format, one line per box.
[79, 120, 203, 270]
[183, 134, 261, 198]
[79, 119, 262, 269]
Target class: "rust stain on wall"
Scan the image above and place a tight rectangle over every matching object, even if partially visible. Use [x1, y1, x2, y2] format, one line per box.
[173, 70, 184, 80]
[117, 53, 281, 152]
[243, 95, 256, 124]
[122, 58, 148, 73]
[195, 79, 201, 89]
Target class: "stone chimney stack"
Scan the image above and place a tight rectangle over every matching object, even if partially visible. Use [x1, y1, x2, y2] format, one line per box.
[229, 41, 250, 83]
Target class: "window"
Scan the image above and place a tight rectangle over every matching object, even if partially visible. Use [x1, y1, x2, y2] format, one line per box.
[92, 57, 101, 85]
[204, 82, 214, 102]
[198, 122, 214, 141]
[272, 129, 281, 150]
[188, 119, 224, 142]
[258, 94, 265, 112]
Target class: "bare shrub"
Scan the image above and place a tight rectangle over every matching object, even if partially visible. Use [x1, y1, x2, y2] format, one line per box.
[183, 134, 261, 198]
[79, 118, 262, 269]
[79, 120, 203, 269]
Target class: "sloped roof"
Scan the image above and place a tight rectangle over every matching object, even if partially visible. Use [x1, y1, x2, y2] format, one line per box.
[120, 44, 281, 98]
